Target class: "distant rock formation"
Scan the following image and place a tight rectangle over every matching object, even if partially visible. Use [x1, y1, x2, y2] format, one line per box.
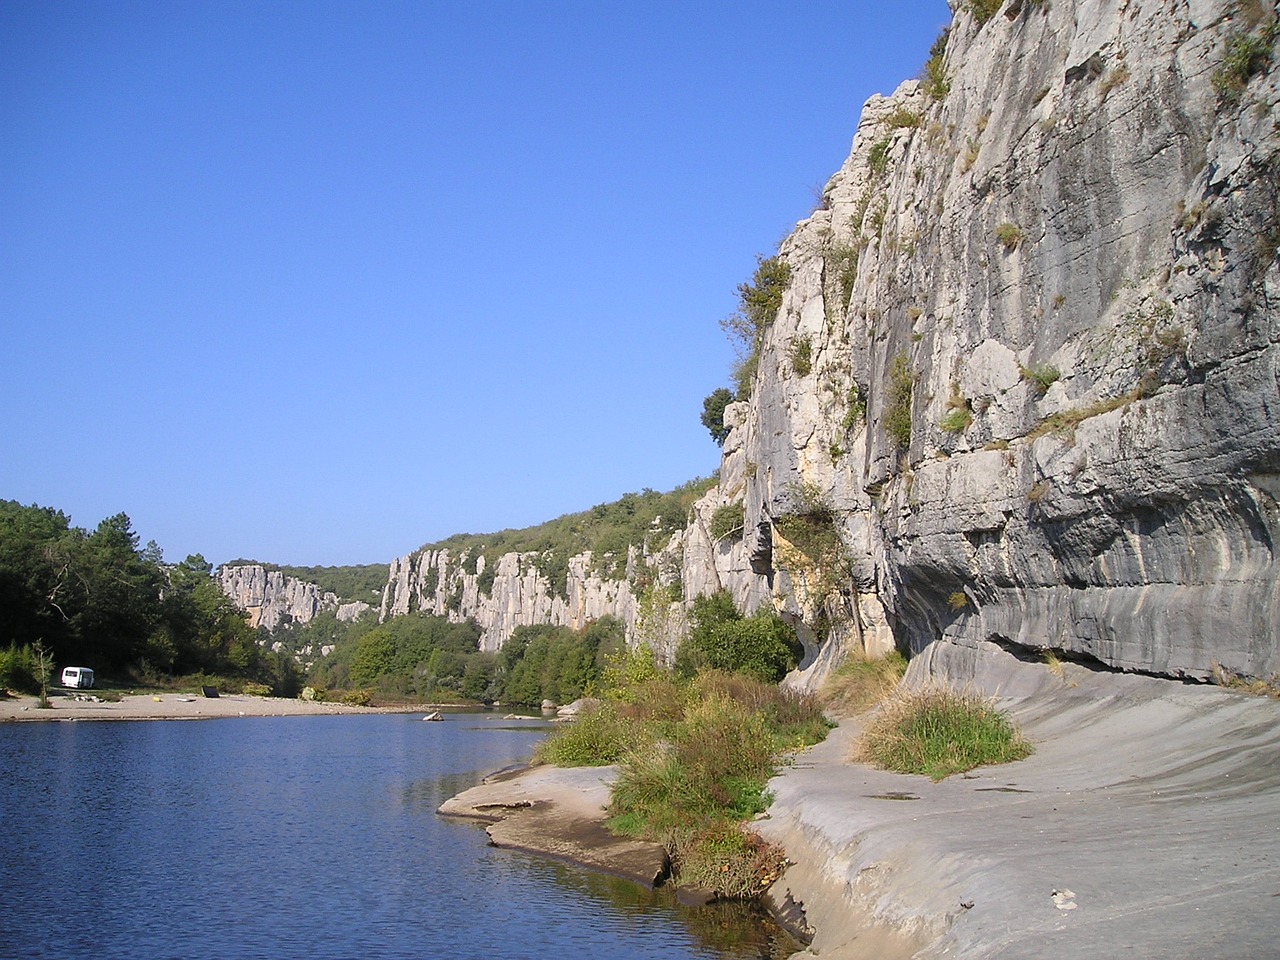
[218, 565, 370, 632]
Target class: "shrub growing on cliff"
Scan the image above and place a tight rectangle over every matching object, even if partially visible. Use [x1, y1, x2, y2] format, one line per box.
[920, 27, 951, 100]
[700, 387, 734, 445]
[1213, 17, 1278, 104]
[855, 686, 1032, 780]
[709, 502, 746, 542]
[965, 0, 1004, 25]
[884, 352, 916, 449]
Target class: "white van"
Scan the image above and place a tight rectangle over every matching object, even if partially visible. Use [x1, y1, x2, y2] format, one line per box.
[61, 667, 95, 689]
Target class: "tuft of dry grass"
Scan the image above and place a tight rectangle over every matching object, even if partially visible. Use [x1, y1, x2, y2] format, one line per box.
[820, 651, 907, 718]
[1210, 661, 1280, 698]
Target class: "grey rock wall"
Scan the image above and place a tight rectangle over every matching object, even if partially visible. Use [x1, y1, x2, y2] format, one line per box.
[218, 564, 371, 632]
[379, 548, 648, 654]
[711, 0, 1280, 685]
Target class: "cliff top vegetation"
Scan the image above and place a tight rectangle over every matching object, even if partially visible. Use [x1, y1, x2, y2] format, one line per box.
[416, 476, 717, 584]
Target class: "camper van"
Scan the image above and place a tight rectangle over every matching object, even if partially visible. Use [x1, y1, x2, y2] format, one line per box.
[60, 666, 95, 689]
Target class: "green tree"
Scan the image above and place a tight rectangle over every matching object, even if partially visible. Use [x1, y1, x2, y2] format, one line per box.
[677, 591, 800, 683]
[700, 388, 734, 446]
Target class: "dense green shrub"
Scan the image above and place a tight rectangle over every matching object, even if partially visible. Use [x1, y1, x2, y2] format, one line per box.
[676, 592, 800, 684]
[0, 643, 41, 694]
[710, 503, 746, 542]
[700, 387, 734, 446]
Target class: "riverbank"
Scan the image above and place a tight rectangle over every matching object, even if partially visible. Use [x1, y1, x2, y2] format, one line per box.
[439, 637, 1280, 959]
[438, 763, 670, 887]
[756, 637, 1280, 959]
[0, 690, 453, 721]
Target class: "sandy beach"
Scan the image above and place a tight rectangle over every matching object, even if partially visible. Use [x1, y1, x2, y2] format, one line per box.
[0, 690, 447, 722]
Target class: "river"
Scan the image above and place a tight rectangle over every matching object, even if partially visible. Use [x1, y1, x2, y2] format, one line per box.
[0, 711, 796, 959]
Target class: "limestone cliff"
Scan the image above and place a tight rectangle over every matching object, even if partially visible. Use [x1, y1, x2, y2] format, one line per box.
[697, 0, 1280, 686]
[379, 545, 676, 656]
[218, 564, 371, 632]
[260, 0, 1279, 689]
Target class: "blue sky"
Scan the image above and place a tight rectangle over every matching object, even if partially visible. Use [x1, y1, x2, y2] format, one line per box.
[2, 0, 951, 567]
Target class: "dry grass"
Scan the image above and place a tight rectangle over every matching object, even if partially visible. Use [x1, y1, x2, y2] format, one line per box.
[1210, 661, 1280, 698]
[820, 650, 907, 718]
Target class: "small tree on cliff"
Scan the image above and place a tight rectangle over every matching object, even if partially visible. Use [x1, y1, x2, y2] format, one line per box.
[701, 388, 734, 446]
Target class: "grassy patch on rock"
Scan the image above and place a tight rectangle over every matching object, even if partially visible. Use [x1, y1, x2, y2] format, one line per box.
[820, 650, 907, 717]
[855, 686, 1032, 781]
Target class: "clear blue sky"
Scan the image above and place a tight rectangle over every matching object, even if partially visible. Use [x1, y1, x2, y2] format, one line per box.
[2, 0, 951, 567]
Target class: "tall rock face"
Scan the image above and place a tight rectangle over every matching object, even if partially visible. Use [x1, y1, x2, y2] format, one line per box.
[697, 0, 1280, 686]
[219, 565, 371, 632]
[293, 0, 1277, 689]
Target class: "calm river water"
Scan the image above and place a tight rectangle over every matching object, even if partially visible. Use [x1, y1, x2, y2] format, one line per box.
[0, 712, 795, 960]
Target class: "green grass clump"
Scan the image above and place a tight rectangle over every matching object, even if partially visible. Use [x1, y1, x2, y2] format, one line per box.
[1021, 362, 1061, 392]
[885, 352, 916, 449]
[534, 702, 647, 766]
[856, 686, 1032, 781]
[940, 406, 973, 433]
[995, 222, 1024, 251]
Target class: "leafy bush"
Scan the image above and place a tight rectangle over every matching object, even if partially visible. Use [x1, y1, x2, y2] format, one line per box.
[677, 591, 801, 683]
[709, 503, 746, 542]
[700, 387, 734, 446]
[0, 643, 41, 695]
[241, 681, 272, 697]
[855, 686, 1032, 780]
[340, 688, 372, 706]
